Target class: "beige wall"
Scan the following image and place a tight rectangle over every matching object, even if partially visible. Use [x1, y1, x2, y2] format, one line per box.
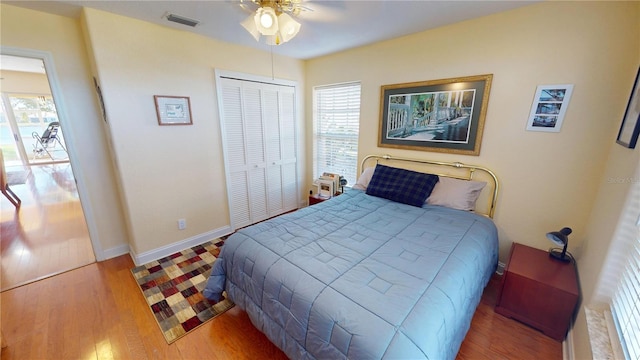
[81, 8, 306, 256]
[0, 4, 129, 259]
[306, 1, 639, 264]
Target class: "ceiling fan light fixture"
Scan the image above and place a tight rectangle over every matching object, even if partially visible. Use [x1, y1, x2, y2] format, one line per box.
[241, 1, 303, 45]
[264, 34, 280, 46]
[241, 13, 261, 41]
[254, 6, 279, 35]
[240, 15, 260, 41]
[277, 12, 301, 42]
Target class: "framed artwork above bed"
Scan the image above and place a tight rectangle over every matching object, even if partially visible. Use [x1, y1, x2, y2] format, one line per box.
[378, 74, 493, 156]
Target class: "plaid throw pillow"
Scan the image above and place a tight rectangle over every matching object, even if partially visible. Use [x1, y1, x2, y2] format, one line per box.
[366, 164, 439, 207]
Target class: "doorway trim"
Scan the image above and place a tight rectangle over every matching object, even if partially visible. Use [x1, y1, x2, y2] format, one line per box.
[1, 46, 104, 260]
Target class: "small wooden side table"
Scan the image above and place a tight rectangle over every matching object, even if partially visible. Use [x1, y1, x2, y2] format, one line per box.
[308, 192, 341, 206]
[495, 242, 579, 341]
[309, 194, 331, 206]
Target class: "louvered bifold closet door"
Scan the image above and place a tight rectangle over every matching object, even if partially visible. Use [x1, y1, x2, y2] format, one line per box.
[219, 77, 298, 230]
[242, 82, 269, 223]
[220, 78, 267, 228]
[221, 81, 251, 228]
[263, 85, 284, 216]
[279, 88, 298, 212]
[262, 83, 298, 215]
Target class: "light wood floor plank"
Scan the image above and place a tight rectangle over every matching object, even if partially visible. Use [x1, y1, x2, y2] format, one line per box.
[1, 163, 95, 292]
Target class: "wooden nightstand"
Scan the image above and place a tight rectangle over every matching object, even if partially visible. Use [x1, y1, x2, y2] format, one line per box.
[495, 242, 579, 341]
[308, 194, 328, 206]
[308, 193, 341, 206]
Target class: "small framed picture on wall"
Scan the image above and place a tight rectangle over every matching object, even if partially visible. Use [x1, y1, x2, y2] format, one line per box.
[525, 85, 574, 132]
[154, 95, 193, 125]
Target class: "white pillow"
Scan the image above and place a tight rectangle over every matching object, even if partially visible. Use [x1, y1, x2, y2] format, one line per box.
[426, 177, 487, 211]
[351, 166, 375, 190]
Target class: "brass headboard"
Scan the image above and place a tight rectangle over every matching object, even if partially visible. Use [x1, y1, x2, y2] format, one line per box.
[360, 154, 499, 218]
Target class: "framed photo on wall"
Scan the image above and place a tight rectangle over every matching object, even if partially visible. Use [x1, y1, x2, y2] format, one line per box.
[378, 74, 493, 156]
[616, 67, 640, 149]
[154, 95, 192, 125]
[525, 85, 574, 132]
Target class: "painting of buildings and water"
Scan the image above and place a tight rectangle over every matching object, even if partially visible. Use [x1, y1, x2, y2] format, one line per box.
[385, 89, 476, 143]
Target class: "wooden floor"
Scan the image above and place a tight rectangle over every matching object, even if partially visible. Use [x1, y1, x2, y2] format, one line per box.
[0, 252, 563, 359]
[0, 163, 95, 292]
[457, 276, 563, 360]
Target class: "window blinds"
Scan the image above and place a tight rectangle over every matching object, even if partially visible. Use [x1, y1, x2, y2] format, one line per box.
[611, 175, 640, 360]
[313, 82, 361, 186]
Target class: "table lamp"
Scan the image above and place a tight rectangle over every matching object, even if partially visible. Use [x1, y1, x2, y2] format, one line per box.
[546, 227, 572, 263]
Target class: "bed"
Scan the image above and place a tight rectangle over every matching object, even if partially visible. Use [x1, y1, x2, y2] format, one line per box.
[204, 155, 499, 359]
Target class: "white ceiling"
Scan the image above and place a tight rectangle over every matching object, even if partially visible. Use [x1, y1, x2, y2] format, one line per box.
[5, 0, 537, 60]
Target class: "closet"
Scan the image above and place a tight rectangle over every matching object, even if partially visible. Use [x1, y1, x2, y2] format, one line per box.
[218, 76, 298, 230]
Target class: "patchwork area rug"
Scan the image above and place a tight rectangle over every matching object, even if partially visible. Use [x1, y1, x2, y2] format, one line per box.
[131, 239, 234, 343]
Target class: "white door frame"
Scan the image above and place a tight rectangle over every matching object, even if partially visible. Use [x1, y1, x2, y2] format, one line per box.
[1, 46, 104, 260]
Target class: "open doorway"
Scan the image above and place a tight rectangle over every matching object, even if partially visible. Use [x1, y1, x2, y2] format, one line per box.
[0, 54, 95, 292]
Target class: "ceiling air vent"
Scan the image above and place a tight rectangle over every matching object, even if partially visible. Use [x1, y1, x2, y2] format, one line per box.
[165, 13, 199, 27]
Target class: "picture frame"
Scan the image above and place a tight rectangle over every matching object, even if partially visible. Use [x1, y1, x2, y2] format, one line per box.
[525, 84, 574, 133]
[154, 95, 192, 125]
[616, 67, 640, 149]
[379, 74, 493, 156]
[317, 179, 334, 199]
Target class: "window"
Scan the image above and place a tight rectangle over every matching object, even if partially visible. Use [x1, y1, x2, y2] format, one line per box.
[313, 82, 361, 187]
[611, 200, 640, 360]
[606, 171, 640, 360]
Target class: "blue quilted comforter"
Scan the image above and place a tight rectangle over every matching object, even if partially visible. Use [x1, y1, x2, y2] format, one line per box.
[204, 190, 498, 359]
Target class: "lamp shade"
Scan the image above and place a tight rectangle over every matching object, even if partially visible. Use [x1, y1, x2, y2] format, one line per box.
[277, 13, 301, 43]
[546, 227, 572, 262]
[254, 7, 279, 35]
[241, 13, 261, 41]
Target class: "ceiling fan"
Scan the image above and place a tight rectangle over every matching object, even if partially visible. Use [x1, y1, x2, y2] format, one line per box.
[237, 0, 312, 45]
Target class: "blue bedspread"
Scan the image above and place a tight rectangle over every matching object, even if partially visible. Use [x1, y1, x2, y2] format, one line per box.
[204, 190, 498, 359]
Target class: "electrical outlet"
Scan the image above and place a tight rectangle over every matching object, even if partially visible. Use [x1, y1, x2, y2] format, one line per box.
[177, 218, 186, 230]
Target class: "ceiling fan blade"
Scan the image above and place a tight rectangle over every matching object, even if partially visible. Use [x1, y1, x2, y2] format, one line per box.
[232, 0, 259, 14]
[296, 1, 344, 23]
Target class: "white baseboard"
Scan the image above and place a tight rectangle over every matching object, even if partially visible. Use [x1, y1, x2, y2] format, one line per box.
[563, 326, 575, 360]
[129, 225, 233, 266]
[101, 243, 130, 260]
